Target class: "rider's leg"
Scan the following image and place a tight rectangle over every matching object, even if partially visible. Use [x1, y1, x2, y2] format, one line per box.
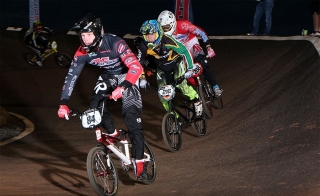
[121, 84, 145, 178]
[195, 54, 223, 96]
[174, 60, 199, 101]
[37, 36, 49, 50]
[120, 77, 144, 160]
[156, 69, 171, 111]
[27, 44, 43, 61]
[90, 74, 115, 134]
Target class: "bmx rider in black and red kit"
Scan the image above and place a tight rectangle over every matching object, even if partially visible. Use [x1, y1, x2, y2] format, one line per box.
[57, 13, 147, 180]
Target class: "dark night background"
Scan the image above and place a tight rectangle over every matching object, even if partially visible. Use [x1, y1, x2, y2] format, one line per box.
[0, 0, 315, 36]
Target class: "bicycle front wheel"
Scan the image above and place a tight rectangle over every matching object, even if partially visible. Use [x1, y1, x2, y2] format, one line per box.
[199, 85, 213, 119]
[54, 53, 72, 67]
[162, 113, 182, 152]
[23, 52, 38, 66]
[86, 147, 118, 196]
[141, 140, 157, 184]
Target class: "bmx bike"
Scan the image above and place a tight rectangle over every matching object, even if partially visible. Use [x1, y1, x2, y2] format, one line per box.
[24, 41, 72, 67]
[66, 95, 156, 196]
[158, 75, 207, 152]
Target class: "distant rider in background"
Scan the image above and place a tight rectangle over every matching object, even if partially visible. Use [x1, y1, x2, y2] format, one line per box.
[157, 10, 223, 97]
[24, 21, 54, 66]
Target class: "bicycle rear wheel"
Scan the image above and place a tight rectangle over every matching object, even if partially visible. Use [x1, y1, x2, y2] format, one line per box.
[161, 113, 182, 152]
[190, 103, 207, 137]
[86, 147, 118, 196]
[198, 84, 213, 119]
[54, 53, 72, 67]
[23, 52, 38, 66]
[141, 140, 157, 184]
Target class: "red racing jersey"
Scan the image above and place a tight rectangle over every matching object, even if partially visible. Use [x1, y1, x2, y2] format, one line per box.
[172, 20, 211, 57]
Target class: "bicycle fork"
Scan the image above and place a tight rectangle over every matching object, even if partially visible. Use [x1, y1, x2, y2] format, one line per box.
[95, 128, 132, 165]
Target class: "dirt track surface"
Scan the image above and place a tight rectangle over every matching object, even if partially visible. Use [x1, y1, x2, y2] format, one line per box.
[0, 30, 319, 196]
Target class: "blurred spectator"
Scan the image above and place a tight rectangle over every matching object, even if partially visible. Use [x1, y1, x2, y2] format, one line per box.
[309, 0, 320, 35]
[247, 0, 274, 36]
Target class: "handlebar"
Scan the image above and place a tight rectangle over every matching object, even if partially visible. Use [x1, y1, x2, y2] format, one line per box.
[64, 94, 113, 120]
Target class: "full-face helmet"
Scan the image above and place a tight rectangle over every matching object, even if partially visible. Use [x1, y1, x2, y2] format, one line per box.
[139, 20, 163, 49]
[71, 13, 104, 53]
[157, 10, 176, 35]
[33, 21, 43, 32]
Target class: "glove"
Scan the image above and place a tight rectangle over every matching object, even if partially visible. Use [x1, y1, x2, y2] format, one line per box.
[146, 70, 155, 76]
[206, 46, 216, 58]
[58, 105, 70, 119]
[139, 78, 148, 89]
[184, 69, 194, 79]
[112, 86, 124, 101]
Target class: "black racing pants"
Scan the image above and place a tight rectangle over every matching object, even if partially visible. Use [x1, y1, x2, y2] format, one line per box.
[90, 73, 145, 160]
[194, 54, 218, 87]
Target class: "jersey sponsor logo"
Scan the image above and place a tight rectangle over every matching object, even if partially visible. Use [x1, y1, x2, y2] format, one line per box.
[130, 70, 137, 75]
[90, 57, 118, 66]
[125, 57, 133, 64]
[94, 82, 107, 94]
[174, 34, 187, 41]
[131, 64, 141, 70]
[68, 75, 78, 96]
[71, 61, 77, 67]
[118, 43, 125, 53]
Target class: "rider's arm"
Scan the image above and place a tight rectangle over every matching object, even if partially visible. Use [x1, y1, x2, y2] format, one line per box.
[179, 20, 211, 47]
[117, 39, 143, 88]
[164, 35, 195, 70]
[32, 32, 39, 48]
[60, 47, 86, 105]
[135, 41, 150, 71]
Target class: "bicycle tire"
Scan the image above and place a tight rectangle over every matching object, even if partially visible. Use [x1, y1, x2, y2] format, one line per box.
[23, 52, 38, 66]
[161, 113, 182, 152]
[140, 140, 157, 184]
[204, 80, 224, 109]
[198, 84, 213, 119]
[190, 103, 207, 137]
[54, 53, 72, 68]
[213, 96, 224, 109]
[86, 147, 118, 196]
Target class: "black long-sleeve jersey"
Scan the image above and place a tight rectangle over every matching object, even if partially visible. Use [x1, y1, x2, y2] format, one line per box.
[60, 33, 142, 104]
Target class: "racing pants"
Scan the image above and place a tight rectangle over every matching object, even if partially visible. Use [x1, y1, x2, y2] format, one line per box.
[90, 73, 144, 159]
[157, 59, 199, 111]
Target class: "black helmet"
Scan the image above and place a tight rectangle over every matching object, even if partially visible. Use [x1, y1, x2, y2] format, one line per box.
[71, 13, 104, 53]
